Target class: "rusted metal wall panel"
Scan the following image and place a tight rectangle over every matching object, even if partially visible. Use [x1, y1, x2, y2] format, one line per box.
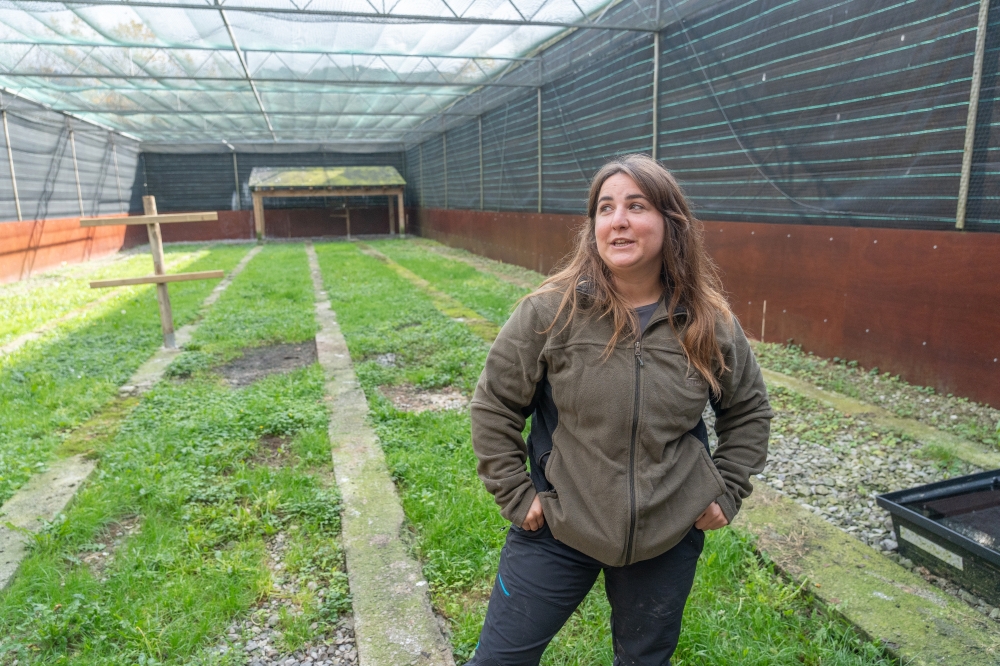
[417, 208, 581, 275]
[418, 208, 1000, 408]
[0, 216, 132, 284]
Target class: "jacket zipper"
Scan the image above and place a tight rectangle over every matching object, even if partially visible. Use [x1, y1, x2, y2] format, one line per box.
[625, 337, 643, 564]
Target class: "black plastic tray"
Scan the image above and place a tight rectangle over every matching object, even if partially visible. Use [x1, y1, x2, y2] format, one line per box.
[877, 469, 1000, 605]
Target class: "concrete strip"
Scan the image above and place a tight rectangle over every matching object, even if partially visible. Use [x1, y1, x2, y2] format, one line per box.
[357, 243, 499, 343]
[120, 244, 262, 395]
[0, 455, 95, 590]
[306, 243, 454, 666]
[737, 485, 1000, 665]
[0, 244, 260, 591]
[760, 367, 1000, 470]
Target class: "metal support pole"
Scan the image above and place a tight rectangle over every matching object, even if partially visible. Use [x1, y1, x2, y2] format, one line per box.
[2, 109, 21, 221]
[443, 133, 448, 209]
[652, 32, 660, 160]
[232, 151, 241, 210]
[110, 134, 124, 213]
[479, 115, 484, 210]
[419, 143, 424, 208]
[143, 195, 176, 348]
[69, 127, 85, 217]
[537, 87, 542, 214]
[956, 0, 991, 230]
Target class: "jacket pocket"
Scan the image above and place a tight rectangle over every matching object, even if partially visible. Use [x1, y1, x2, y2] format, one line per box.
[694, 435, 728, 496]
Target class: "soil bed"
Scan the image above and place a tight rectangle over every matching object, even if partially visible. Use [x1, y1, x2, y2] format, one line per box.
[219, 341, 318, 387]
[379, 385, 468, 413]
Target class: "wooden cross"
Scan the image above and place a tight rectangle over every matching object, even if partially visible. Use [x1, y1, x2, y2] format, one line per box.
[80, 195, 224, 349]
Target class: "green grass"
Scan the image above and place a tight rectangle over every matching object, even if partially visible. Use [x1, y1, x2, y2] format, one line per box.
[0, 245, 251, 506]
[315, 240, 895, 666]
[0, 244, 348, 665]
[0, 246, 212, 347]
[371, 239, 530, 326]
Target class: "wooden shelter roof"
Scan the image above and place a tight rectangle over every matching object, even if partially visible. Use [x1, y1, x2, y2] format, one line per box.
[248, 166, 405, 191]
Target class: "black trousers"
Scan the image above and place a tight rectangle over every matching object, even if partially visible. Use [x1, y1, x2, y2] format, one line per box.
[465, 523, 704, 666]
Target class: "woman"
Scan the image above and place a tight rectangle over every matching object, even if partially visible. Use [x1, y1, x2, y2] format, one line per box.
[468, 154, 772, 666]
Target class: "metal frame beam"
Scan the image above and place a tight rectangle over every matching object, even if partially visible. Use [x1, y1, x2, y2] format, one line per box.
[48, 110, 482, 117]
[0, 40, 539, 63]
[13, 0, 655, 32]
[217, 2, 275, 140]
[0, 73, 540, 88]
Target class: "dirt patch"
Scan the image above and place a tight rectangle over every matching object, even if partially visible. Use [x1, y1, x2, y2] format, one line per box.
[253, 435, 294, 467]
[80, 515, 143, 580]
[379, 385, 468, 413]
[218, 341, 317, 388]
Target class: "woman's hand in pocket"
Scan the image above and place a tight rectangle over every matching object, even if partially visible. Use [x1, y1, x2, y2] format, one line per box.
[694, 501, 728, 531]
[521, 495, 546, 531]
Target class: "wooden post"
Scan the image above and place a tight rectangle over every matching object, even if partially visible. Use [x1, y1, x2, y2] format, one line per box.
[143, 195, 175, 348]
[396, 189, 406, 234]
[252, 191, 265, 239]
[388, 194, 396, 235]
[346, 207, 351, 240]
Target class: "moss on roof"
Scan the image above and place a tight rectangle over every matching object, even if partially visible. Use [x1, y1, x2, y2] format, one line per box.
[248, 166, 405, 189]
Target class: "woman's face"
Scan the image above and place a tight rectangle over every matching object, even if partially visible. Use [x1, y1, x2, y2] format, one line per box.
[594, 172, 665, 280]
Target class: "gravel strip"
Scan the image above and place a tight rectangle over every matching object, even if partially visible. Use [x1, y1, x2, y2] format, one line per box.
[212, 532, 357, 666]
[753, 342, 1000, 451]
[705, 385, 999, 623]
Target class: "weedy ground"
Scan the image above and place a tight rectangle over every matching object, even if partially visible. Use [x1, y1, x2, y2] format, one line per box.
[1, 245, 209, 347]
[316, 239, 896, 666]
[0, 244, 249, 506]
[7, 237, 970, 664]
[753, 343, 1000, 450]
[0, 245, 349, 665]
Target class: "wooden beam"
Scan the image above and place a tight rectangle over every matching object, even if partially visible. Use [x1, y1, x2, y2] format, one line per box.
[252, 191, 265, 239]
[79, 211, 219, 227]
[388, 194, 395, 235]
[253, 187, 404, 198]
[143, 196, 175, 348]
[397, 191, 405, 235]
[90, 270, 225, 289]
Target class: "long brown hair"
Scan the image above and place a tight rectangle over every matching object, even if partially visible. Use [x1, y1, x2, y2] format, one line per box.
[531, 153, 732, 393]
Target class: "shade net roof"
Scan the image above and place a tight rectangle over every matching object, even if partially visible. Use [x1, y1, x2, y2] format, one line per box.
[0, 0, 650, 150]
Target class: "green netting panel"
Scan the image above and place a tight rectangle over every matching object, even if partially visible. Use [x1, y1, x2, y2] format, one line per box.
[0, 94, 138, 223]
[444, 121, 481, 211]
[421, 135, 446, 209]
[482, 94, 538, 212]
[541, 33, 654, 213]
[139, 151, 405, 213]
[404, 144, 422, 208]
[655, 0, 979, 229]
[409, 0, 999, 232]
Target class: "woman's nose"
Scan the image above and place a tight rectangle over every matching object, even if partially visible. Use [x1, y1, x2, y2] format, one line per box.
[611, 205, 629, 229]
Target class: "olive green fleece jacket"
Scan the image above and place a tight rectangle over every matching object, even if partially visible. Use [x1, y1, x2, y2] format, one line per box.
[471, 290, 772, 567]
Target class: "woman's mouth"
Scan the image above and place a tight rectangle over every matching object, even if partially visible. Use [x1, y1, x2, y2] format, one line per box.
[610, 239, 634, 247]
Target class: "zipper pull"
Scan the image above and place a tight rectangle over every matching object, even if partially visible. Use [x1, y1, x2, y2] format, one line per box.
[634, 339, 643, 366]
